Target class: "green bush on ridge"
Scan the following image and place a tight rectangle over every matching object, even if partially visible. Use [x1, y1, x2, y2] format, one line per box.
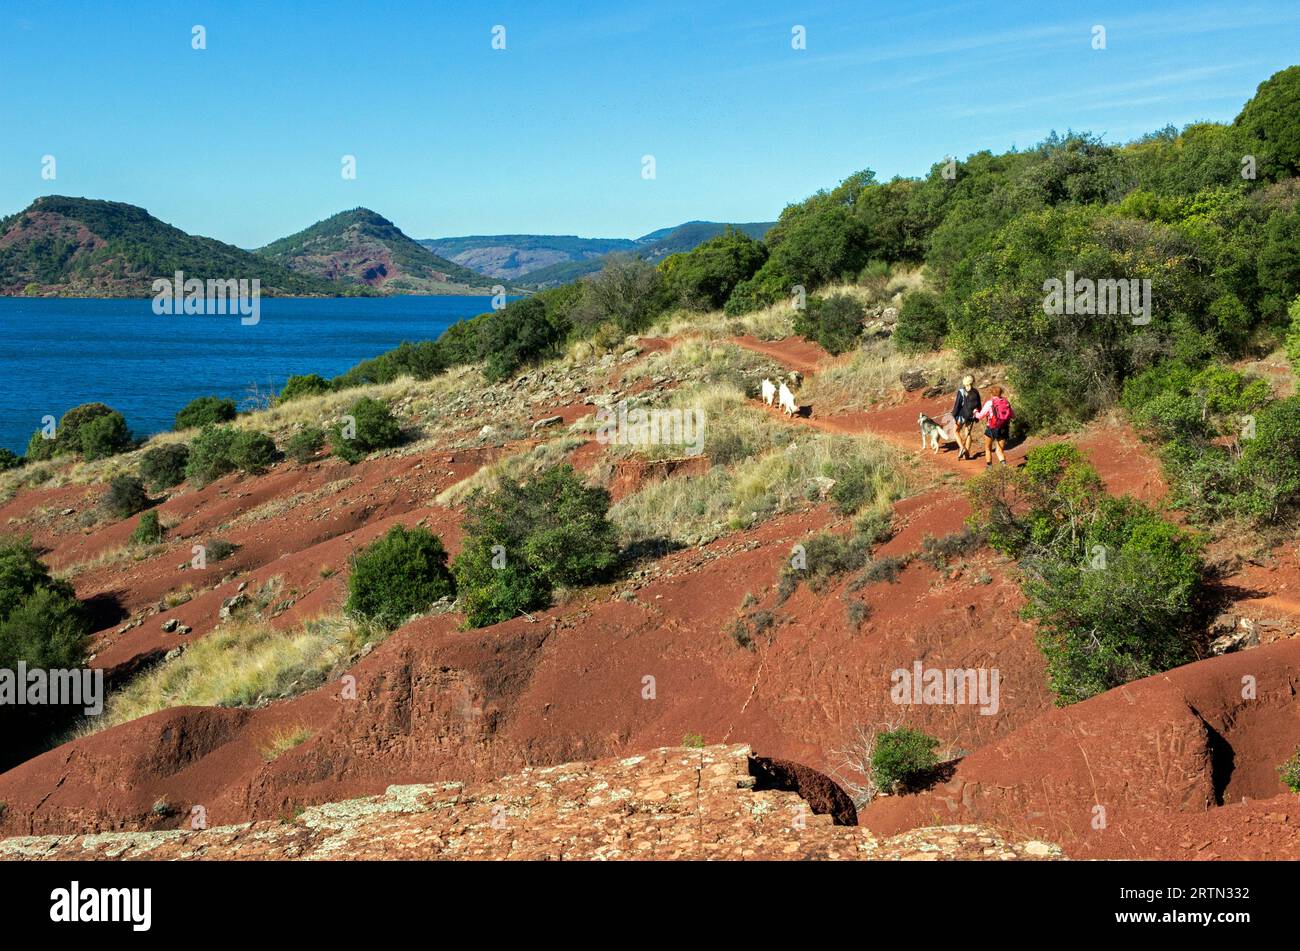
[174, 396, 237, 431]
[452, 464, 618, 628]
[345, 525, 455, 629]
[331, 397, 402, 463]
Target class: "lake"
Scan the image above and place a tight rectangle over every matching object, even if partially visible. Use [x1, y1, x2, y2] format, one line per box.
[0, 296, 499, 455]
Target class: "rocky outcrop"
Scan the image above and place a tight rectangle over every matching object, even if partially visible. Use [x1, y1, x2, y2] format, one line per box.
[0, 745, 1061, 861]
[0, 743, 1055, 862]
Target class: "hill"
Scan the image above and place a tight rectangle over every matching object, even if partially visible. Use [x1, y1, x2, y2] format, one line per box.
[418, 234, 635, 281]
[0, 196, 341, 297]
[258, 209, 502, 295]
[423, 220, 776, 288]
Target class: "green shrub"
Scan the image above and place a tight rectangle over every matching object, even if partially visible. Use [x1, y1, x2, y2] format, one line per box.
[185, 425, 239, 486]
[826, 455, 888, 515]
[345, 525, 456, 629]
[855, 554, 911, 586]
[0, 537, 88, 669]
[1232, 396, 1300, 523]
[1279, 748, 1300, 793]
[894, 289, 948, 353]
[131, 510, 163, 545]
[808, 294, 866, 355]
[724, 263, 790, 315]
[789, 531, 874, 592]
[871, 727, 940, 794]
[0, 585, 89, 670]
[1125, 362, 1297, 525]
[174, 396, 237, 431]
[77, 410, 133, 460]
[139, 443, 190, 490]
[483, 296, 567, 382]
[332, 340, 448, 389]
[286, 426, 325, 464]
[332, 398, 402, 463]
[917, 528, 983, 570]
[453, 465, 618, 627]
[102, 475, 149, 519]
[276, 374, 332, 405]
[55, 403, 118, 456]
[0, 449, 20, 471]
[1286, 295, 1300, 374]
[205, 539, 237, 562]
[230, 430, 278, 474]
[24, 430, 56, 461]
[570, 254, 671, 336]
[968, 445, 1203, 704]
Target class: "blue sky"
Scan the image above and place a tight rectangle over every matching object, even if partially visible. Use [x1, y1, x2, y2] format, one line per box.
[2, 0, 1297, 247]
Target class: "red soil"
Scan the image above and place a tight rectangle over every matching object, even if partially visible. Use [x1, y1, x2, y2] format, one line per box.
[0, 333, 1295, 861]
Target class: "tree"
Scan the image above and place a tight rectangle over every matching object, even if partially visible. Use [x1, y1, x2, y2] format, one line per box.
[1234, 65, 1300, 179]
[573, 254, 671, 335]
[661, 228, 768, 310]
[79, 411, 132, 460]
[174, 396, 237, 430]
[894, 289, 948, 352]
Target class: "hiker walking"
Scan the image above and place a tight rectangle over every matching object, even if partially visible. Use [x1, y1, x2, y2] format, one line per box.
[951, 374, 982, 460]
[975, 385, 1014, 467]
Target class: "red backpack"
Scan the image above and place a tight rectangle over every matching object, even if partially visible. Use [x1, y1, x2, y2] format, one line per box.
[990, 396, 1013, 426]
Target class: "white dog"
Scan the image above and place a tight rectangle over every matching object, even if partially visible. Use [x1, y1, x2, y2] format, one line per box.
[778, 382, 797, 416]
[761, 378, 776, 407]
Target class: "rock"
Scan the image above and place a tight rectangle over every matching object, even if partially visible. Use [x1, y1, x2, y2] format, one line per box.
[237, 581, 248, 593]
[880, 306, 899, 325]
[532, 415, 564, 431]
[60, 508, 75, 516]
[900, 369, 927, 391]
[219, 592, 250, 620]
[1210, 616, 1259, 655]
[177, 624, 192, 635]
[163, 647, 185, 663]
[922, 385, 945, 399]
[478, 425, 496, 439]
[161, 618, 179, 633]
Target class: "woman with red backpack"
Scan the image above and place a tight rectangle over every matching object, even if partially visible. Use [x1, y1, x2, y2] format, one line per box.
[975, 385, 1014, 467]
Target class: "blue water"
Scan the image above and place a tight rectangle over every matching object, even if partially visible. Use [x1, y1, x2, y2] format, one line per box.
[0, 296, 498, 454]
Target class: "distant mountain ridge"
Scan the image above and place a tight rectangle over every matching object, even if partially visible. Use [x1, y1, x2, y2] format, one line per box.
[0, 196, 340, 297]
[0, 200, 773, 298]
[258, 208, 502, 295]
[421, 220, 776, 287]
[418, 234, 635, 282]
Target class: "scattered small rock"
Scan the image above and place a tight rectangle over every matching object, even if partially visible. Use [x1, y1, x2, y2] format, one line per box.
[900, 369, 927, 392]
[532, 415, 564, 431]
